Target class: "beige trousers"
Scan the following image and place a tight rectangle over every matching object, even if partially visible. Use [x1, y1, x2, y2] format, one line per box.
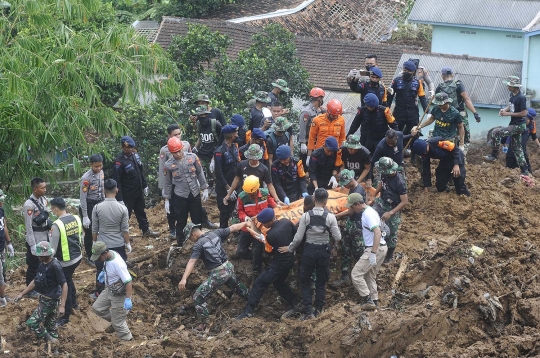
[351, 246, 388, 300]
[92, 289, 132, 340]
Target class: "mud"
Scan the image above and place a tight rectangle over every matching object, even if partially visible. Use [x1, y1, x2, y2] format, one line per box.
[2, 140, 540, 357]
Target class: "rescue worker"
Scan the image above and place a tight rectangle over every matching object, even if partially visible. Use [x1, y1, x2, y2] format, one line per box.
[248, 91, 271, 131]
[15, 241, 67, 344]
[339, 135, 372, 185]
[299, 87, 326, 166]
[23, 177, 50, 297]
[505, 108, 539, 174]
[234, 175, 278, 276]
[49, 197, 83, 326]
[347, 93, 397, 153]
[347, 193, 388, 310]
[158, 124, 182, 238]
[279, 188, 341, 320]
[91, 179, 131, 299]
[231, 114, 247, 148]
[411, 137, 470, 196]
[308, 99, 346, 160]
[0, 190, 14, 307]
[332, 170, 367, 287]
[223, 144, 284, 206]
[163, 137, 209, 247]
[236, 208, 299, 320]
[408, 58, 435, 99]
[214, 125, 241, 229]
[261, 102, 294, 147]
[348, 67, 388, 107]
[113, 136, 159, 237]
[79, 154, 104, 267]
[370, 129, 415, 185]
[191, 94, 226, 126]
[240, 128, 270, 167]
[484, 76, 530, 176]
[269, 79, 290, 107]
[91, 241, 134, 341]
[308, 137, 343, 191]
[387, 61, 428, 135]
[372, 157, 408, 263]
[435, 67, 481, 153]
[193, 105, 222, 191]
[271, 145, 308, 204]
[266, 116, 293, 164]
[178, 222, 250, 331]
[347, 54, 379, 84]
[413, 92, 465, 146]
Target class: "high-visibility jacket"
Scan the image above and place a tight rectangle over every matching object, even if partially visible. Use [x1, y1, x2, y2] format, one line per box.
[308, 114, 346, 150]
[54, 215, 82, 262]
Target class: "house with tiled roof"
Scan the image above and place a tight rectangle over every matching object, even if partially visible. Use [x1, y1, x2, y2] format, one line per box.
[408, 0, 540, 132]
[154, 17, 412, 129]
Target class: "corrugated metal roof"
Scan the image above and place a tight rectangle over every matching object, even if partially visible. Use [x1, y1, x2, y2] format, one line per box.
[394, 53, 523, 106]
[408, 0, 540, 30]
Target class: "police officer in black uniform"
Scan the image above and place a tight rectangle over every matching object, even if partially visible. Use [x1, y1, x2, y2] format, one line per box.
[112, 136, 158, 237]
[308, 137, 341, 192]
[348, 67, 388, 108]
[271, 145, 308, 205]
[214, 125, 241, 229]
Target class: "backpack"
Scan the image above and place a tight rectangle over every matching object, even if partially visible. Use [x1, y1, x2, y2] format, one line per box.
[196, 118, 217, 142]
[267, 130, 290, 151]
[438, 80, 460, 109]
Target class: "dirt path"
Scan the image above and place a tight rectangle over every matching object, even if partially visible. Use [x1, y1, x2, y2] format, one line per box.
[2, 141, 540, 357]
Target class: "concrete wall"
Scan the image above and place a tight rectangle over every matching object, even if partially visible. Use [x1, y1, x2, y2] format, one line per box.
[432, 26, 525, 61]
[527, 35, 540, 104]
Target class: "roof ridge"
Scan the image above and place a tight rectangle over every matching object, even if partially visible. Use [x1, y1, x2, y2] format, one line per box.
[403, 51, 524, 64]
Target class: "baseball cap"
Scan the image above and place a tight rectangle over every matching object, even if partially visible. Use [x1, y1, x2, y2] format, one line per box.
[345, 193, 364, 207]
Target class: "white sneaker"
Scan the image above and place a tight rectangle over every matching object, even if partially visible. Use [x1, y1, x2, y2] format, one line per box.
[0, 296, 7, 307]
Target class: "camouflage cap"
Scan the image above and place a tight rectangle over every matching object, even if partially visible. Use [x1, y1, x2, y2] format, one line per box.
[271, 117, 291, 132]
[342, 135, 363, 149]
[271, 79, 290, 93]
[193, 94, 211, 104]
[432, 92, 453, 105]
[245, 98, 257, 112]
[245, 144, 264, 160]
[252, 91, 271, 104]
[90, 241, 107, 261]
[36, 241, 55, 257]
[194, 105, 211, 115]
[183, 222, 200, 240]
[502, 76, 522, 87]
[338, 169, 355, 186]
[377, 157, 399, 175]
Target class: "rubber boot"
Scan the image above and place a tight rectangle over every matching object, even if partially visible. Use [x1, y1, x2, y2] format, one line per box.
[384, 247, 395, 264]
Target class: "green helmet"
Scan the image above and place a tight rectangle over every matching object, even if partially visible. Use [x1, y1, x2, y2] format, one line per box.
[377, 157, 399, 175]
[342, 135, 363, 149]
[194, 105, 211, 115]
[338, 169, 355, 186]
[36, 241, 55, 257]
[502, 76, 522, 87]
[245, 144, 263, 160]
[271, 117, 291, 132]
[271, 79, 290, 93]
[253, 91, 271, 104]
[183, 222, 199, 240]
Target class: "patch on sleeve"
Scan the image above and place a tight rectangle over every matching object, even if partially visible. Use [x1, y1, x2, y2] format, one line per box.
[82, 187, 88, 192]
[160, 153, 165, 159]
[27, 209, 33, 216]
[82, 180, 90, 187]
[114, 161, 122, 169]
[303, 113, 309, 122]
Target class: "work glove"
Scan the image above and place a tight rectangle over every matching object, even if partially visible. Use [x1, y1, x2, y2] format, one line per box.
[7, 243, 14, 257]
[459, 145, 465, 152]
[144, 187, 149, 196]
[284, 197, 290, 205]
[502, 146, 509, 154]
[300, 143, 307, 154]
[202, 189, 209, 202]
[209, 158, 215, 173]
[428, 90, 434, 99]
[474, 112, 481, 123]
[244, 216, 251, 222]
[162, 189, 166, 197]
[165, 201, 170, 214]
[125, 242, 132, 254]
[192, 147, 198, 155]
[302, 192, 308, 198]
[306, 156, 310, 166]
[124, 297, 132, 311]
[118, 201, 125, 206]
[83, 216, 91, 229]
[97, 271, 106, 283]
[30, 244, 36, 256]
[328, 176, 338, 189]
[369, 252, 377, 267]
[229, 190, 237, 201]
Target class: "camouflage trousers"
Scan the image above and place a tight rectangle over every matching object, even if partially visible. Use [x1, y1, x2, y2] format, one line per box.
[193, 261, 249, 320]
[491, 123, 527, 168]
[459, 111, 471, 145]
[199, 157, 215, 189]
[340, 218, 365, 273]
[373, 200, 401, 249]
[26, 296, 59, 339]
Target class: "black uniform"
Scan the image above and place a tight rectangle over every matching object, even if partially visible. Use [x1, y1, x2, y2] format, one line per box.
[209, 107, 226, 127]
[214, 142, 240, 228]
[248, 108, 265, 131]
[349, 79, 388, 107]
[113, 152, 150, 232]
[197, 117, 222, 162]
[271, 158, 308, 202]
[308, 148, 340, 192]
[419, 137, 469, 195]
[348, 106, 398, 153]
[245, 219, 297, 313]
[387, 75, 428, 135]
[370, 131, 414, 179]
[266, 132, 290, 158]
[340, 147, 372, 179]
[268, 91, 279, 104]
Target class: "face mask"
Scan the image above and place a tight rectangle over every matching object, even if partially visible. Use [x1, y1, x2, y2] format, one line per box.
[365, 65, 374, 71]
[370, 80, 379, 86]
[403, 72, 413, 80]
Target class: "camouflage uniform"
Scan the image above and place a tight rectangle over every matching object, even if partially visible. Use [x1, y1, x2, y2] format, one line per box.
[26, 296, 59, 339]
[340, 217, 365, 273]
[193, 261, 249, 320]
[372, 200, 401, 249]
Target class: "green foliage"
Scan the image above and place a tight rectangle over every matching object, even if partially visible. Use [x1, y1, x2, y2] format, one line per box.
[151, 0, 235, 22]
[388, 23, 432, 48]
[0, 0, 177, 198]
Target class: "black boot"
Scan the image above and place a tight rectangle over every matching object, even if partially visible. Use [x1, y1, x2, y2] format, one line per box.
[384, 247, 395, 263]
[202, 208, 218, 229]
[331, 271, 350, 287]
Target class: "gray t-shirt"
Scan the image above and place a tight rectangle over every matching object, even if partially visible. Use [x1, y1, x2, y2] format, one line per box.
[190, 228, 230, 271]
[92, 198, 129, 248]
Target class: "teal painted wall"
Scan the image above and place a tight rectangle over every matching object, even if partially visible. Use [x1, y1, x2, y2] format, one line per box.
[527, 35, 540, 102]
[432, 26, 524, 61]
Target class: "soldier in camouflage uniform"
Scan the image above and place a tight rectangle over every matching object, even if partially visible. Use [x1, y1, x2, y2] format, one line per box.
[372, 157, 408, 263]
[178, 222, 250, 330]
[15, 241, 67, 344]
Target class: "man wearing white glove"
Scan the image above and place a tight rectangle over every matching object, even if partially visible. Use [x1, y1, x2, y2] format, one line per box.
[347, 193, 387, 311]
[0, 189, 13, 307]
[298, 87, 326, 170]
[308, 137, 341, 192]
[125, 242, 132, 254]
[201, 189, 209, 202]
[328, 176, 338, 189]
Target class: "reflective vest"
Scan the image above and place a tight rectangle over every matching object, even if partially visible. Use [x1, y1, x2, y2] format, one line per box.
[54, 215, 82, 262]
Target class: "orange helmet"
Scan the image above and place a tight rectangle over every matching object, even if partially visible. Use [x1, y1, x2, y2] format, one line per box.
[327, 99, 343, 116]
[167, 137, 183, 153]
[309, 87, 325, 98]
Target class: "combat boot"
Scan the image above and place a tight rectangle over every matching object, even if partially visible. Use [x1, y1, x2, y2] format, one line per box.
[202, 208, 218, 229]
[384, 247, 395, 264]
[142, 228, 159, 237]
[483, 151, 498, 162]
[360, 296, 376, 311]
[331, 271, 350, 287]
[235, 306, 254, 320]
